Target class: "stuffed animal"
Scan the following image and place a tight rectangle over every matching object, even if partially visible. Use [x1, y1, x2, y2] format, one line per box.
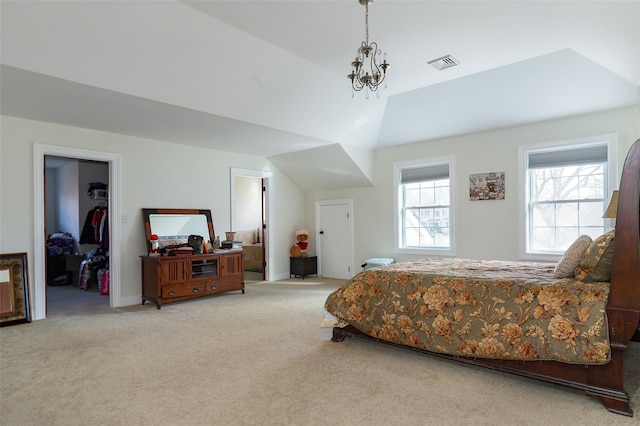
[289, 229, 309, 257]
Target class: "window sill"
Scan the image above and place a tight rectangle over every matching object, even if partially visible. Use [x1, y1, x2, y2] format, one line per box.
[520, 252, 561, 262]
[396, 247, 455, 257]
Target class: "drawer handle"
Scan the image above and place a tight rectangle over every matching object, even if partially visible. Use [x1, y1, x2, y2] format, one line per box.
[168, 290, 177, 296]
[210, 285, 218, 290]
[193, 288, 200, 293]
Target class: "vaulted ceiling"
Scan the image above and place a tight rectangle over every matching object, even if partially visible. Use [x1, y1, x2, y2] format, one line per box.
[1, 1, 638, 191]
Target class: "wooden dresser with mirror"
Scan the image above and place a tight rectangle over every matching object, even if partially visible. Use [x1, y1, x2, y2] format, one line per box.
[140, 208, 244, 309]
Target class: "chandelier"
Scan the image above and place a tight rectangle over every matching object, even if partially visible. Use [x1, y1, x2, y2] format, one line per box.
[348, 0, 390, 98]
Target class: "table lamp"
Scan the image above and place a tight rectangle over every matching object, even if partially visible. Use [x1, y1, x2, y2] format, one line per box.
[603, 190, 619, 220]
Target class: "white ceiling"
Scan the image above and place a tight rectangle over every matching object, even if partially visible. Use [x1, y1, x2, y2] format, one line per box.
[1, 1, 639, 191]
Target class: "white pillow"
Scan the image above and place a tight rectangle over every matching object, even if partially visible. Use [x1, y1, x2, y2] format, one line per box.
[554, 235, 593, 278]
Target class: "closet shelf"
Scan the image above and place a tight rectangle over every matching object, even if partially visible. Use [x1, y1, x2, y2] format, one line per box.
[90, 189, 108, 200]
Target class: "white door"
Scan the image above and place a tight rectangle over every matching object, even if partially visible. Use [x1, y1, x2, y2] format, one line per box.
[316, 199, 353, 279]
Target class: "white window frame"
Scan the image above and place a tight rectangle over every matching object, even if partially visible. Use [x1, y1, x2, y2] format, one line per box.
[394, 156, 455, 256]
[518, 134, 618, 261]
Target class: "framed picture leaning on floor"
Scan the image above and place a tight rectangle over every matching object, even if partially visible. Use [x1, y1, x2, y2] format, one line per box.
[0, 252, 31, 327]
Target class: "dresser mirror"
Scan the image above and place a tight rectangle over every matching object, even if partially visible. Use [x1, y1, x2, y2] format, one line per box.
[142, 209, 215, 254]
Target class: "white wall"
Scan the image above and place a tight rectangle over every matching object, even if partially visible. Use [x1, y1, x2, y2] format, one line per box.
[0, 115, 305, 311]
[56, 161, 79, 239]
[306, 107, 640, 268]
[235, 176, 262, 234]
[2, 107, 637, 311]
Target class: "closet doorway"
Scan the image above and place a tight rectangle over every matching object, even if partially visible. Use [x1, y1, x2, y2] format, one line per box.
[44, 156, 110, 314]
[231, 168, 272, 283]
[34, 144, 122, 321]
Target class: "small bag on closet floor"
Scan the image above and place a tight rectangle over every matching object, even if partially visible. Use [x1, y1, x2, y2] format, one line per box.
[99, 269, 110, 295]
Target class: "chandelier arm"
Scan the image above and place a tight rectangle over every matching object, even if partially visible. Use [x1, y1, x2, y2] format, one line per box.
[351, 77, 365, 92]
[369, 42, 383, 81]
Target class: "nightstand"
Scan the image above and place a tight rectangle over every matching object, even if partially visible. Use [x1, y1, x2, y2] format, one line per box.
[290, 256, 317, 279]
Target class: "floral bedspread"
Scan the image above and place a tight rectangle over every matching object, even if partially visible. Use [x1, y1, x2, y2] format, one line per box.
[324, 258, 611, 364]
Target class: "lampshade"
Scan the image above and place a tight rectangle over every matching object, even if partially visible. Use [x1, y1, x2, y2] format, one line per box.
[602, 190, 619, 218]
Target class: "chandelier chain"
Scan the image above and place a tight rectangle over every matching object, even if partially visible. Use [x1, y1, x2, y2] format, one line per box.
[365, 1, 369, 44]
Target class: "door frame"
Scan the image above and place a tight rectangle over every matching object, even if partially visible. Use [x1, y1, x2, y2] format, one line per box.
[315, 198, 354, 278]
[230, 168, 273, 281]
[34, 144, 122, 320]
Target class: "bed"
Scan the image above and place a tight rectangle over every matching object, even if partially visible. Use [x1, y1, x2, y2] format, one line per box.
[325, 138, 640, 416]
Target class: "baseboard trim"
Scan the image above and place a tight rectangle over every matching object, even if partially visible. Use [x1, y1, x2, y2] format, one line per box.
[116, 295, 141, 308]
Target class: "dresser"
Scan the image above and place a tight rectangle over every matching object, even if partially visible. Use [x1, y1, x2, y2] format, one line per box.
[243, 243, 263, 272]
[141, 250, 244, 309]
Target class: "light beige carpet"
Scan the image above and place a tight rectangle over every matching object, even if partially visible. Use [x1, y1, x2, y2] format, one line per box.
[1, 279, 639, 426]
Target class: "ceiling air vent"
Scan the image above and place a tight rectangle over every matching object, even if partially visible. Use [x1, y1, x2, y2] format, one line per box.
[428, 55, 460, 70]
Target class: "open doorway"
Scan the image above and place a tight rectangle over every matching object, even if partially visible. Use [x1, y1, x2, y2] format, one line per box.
[44, 156, 110, 314]
[231, 168, 273, 283]
[34, 144, 122, 321]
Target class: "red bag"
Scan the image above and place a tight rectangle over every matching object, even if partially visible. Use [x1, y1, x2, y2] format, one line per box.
[100, 270, 110, 295]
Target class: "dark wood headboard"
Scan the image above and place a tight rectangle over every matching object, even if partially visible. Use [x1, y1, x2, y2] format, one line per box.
[607, 138, 640, 347]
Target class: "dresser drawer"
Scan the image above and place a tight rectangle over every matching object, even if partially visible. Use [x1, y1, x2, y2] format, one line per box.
[161, 283, 205, 299]
[205, 279, 243, 294]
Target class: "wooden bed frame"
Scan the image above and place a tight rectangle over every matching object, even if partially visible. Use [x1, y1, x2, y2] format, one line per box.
[332, 138, 640, 416]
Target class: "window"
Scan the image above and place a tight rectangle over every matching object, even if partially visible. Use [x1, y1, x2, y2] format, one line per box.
[520, 135, 617, 259]
[394, 157, 454, 255]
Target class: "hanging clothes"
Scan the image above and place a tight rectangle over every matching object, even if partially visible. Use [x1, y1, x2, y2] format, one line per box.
[100, 213, 109, 250]
[91, 206, 106, 244]
[80, 206, 109, 250]
[80, 206, 99, 244]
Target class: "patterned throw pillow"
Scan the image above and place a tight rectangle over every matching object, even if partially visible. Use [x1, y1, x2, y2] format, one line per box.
[575, 230, 615, 282]
[554, 235, 592, 278]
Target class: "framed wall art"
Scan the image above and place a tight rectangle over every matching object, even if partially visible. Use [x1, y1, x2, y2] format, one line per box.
[0, 252, 31, 327]
[469, 172, 505, 201]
